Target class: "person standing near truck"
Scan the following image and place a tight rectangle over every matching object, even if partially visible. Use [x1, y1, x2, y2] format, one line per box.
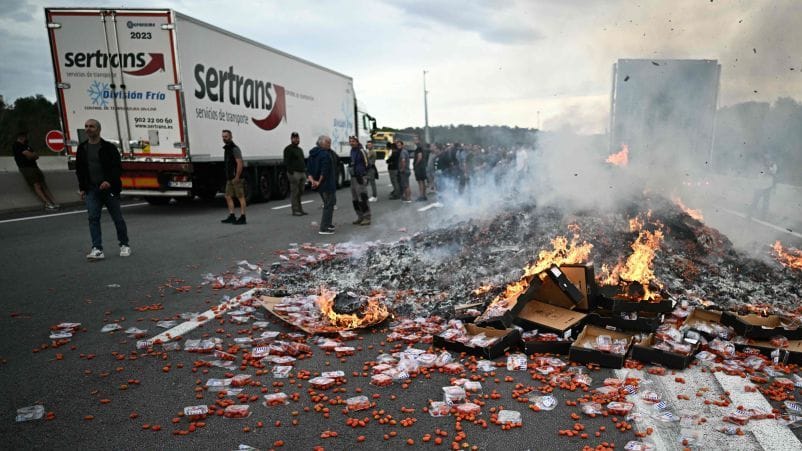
[307, 135, 337, 235]
[220, 130, 247, 225]
[283, 131, 307, 216]
[386, 140, 402, 200]
[13, 131, 60, 211]
[348, 136, 371, 225]
[365, 140, 378, 202]
[76, 119, 130, 261]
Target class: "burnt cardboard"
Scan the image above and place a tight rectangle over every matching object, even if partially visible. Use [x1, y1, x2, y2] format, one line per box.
[522, 264, 596, 311]
[683, 309, 725, 340]
[631, 334, 698, 369]
[586, 310, 664, 333]
[735, 339, 802, 365]
[476, 278, 543, 330]
[514, 300, 586, 337]
[597, 286, 675, 313]
[545, 265, 583, 305]
[569, 325, 633, 369]
[720, 312, 802, 340]
[433, 324, 521, 360]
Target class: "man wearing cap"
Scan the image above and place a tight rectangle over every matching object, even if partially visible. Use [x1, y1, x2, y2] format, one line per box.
[283, 132, 307, 216]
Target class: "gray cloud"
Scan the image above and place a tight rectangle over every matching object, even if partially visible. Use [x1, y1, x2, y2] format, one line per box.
[385, 0, 542, 44]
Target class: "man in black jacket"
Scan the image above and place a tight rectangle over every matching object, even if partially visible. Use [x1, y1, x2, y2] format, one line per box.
[75, 119, 130, 261]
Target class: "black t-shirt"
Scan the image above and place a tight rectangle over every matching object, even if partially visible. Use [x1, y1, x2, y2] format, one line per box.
[13, 141, 37, 168]
[413, 147, 426, 171]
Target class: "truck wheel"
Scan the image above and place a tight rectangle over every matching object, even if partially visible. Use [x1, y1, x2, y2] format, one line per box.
[272, 169, 290, 200]
[242, 171, 256, 204]
[337, 162, 346, 189]
[256, 170, 271, 202]
[144, 196, 170, 206]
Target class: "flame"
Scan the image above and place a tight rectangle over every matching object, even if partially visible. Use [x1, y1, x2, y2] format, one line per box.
[599, 217, 665, 300]
[671, 196, 704, 221]
[772, 241, 802, 271]
[606, 144, 629, 166]
[478, 228, 593, 319]
[316, 288, 389, 330]
[472, 284, 494, 296]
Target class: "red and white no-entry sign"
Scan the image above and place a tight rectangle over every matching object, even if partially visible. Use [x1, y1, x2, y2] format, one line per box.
[45, 130, 65, 152]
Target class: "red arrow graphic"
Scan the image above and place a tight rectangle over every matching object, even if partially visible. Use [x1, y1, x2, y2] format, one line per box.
[252, 84, 286, 131]
[124, 53, 165, 76]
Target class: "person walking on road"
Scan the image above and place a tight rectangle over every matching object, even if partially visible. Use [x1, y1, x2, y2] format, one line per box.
[220, 130, 247, 225]
[283, 131, 307, 216]
[386, 140, 402, 200]
[307, 135, 337, 235]
[75, 119, 130, 261]
[13, 131, 60, 211]
[348, 136, 371, 225]
[365, 140, 378, 202]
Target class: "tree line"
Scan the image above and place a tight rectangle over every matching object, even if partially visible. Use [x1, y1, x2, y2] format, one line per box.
[0, 95, 61, 156]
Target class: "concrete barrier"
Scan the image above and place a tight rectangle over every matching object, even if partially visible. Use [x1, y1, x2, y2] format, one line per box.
[0, 156, 82, 212]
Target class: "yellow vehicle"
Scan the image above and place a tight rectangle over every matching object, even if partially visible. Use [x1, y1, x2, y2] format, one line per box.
[371, 130, 418, 159]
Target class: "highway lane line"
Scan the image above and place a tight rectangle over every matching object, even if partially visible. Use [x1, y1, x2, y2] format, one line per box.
[0, 202, 148, 224]
[713, 371, 802, 451]
[271, 200, 313, 210]
[417, 202, 443, 212]
[147, 288, 259, 345]
[719, 207, 802, 239]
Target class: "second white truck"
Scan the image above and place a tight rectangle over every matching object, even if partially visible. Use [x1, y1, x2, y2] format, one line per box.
[45, 7, 376, 203]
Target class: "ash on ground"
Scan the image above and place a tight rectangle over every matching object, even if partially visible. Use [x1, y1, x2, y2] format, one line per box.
[261, 194, 802, 318]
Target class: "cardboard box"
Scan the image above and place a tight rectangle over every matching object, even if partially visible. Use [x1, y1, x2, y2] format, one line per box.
[597, 286, 675, 313]
[586, 310, 663, 333]
[720, 312, 802, 340]
[521, 263, 596, 311]
[735, 339, 802, 365]
[569, 325, 633, 368]
[631, 334, 698, 369]
[683, 309, 725, 340]
[514, 300, 585, 355]
[520, 338, 573, 356]
[433, 324, 521, 360]
[476, 278, 543, 330]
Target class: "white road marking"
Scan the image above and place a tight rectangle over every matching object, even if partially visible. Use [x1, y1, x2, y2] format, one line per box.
[720, 207, 802, 239]
[417, 202, 443, 212]
[0, 202, 148, 224]
[271, 200, 313, 210]
[713, 371, 802, 451]
[149, 288, 259, 344]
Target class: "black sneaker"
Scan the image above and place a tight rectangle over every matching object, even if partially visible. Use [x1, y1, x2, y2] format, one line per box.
[221, 214, 236, 223]
[234, 215, 247, 225]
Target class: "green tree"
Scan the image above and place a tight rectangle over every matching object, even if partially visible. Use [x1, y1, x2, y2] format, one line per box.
[0, 95, 60, 156]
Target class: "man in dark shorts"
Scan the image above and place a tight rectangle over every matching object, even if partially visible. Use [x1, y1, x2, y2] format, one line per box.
[13, 131, 59, 210]
[220, 130, 247, 225]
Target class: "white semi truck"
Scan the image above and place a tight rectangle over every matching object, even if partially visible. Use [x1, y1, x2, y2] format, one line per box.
[44, 7, 376, 204]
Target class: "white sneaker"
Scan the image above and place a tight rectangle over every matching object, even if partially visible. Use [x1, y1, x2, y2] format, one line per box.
[120, 245, 131, 257]
[368, 197, 377, 202]
[86, 248, 105, 261]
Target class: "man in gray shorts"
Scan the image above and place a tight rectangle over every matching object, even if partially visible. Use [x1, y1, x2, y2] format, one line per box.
[220, 129, 247, 225]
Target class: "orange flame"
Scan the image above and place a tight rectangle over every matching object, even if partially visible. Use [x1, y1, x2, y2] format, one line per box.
[316, 289, 389, 330]
[599, 217, 664, 300]
[671, 196, 704, 222]
[472, 284, 494, 296]
[772, 241, 802, 271]
[478, 228, 593, 320]
[606, 144, 629, 166]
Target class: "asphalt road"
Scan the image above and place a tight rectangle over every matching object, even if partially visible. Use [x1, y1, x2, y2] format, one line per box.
[0, 180, 798, 451]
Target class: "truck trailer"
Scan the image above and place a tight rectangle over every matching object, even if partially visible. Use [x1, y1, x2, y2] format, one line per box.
[45, 7, 375, 204]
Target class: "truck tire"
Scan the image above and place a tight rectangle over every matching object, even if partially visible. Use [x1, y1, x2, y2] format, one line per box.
[256, 169, 271, 202]
[242, 170, 256, 205]
[144, 196, 170, 206]
[272, 169, 290, 200]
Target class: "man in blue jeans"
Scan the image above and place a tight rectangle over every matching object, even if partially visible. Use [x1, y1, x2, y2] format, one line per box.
[76, 119, 130, 261]
[307, 135, 337, 235]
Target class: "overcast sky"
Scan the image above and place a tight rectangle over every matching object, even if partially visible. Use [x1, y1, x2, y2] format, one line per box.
[1, 0, 800, 133]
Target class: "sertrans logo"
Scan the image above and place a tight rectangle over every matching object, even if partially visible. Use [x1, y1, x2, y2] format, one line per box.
[64, 50, 165, 77]
[193, 64, 286, 131]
